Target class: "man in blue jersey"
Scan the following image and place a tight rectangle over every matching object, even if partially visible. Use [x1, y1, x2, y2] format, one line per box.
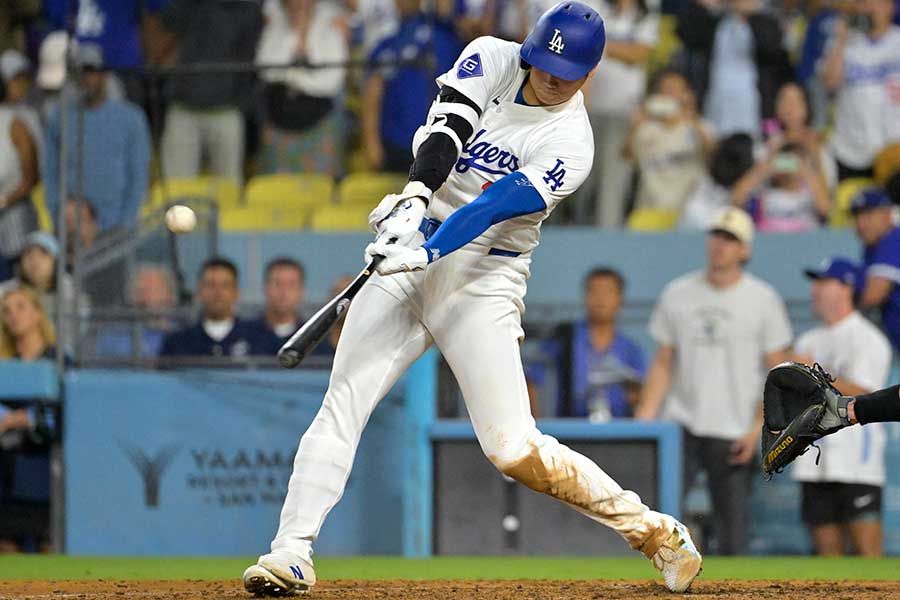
[853, 188, 900, 351]
[362, 0, 463, 172]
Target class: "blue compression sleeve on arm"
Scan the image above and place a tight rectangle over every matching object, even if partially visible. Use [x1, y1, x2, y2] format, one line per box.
[421, 172, 546, 261]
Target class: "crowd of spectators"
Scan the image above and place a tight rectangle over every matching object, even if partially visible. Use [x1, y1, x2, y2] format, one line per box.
[0, 0, 894, 235]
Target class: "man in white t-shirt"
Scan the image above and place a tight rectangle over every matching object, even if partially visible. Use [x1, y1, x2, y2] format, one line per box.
[823, 0, 900, 180]
[637, 207, 793, 554]
[791, 257, 891, 556]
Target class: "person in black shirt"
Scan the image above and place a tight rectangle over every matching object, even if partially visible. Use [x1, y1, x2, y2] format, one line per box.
[160, 257, 257, 358]
[0, 285, 58, 552]
[155, 0, 263, 182]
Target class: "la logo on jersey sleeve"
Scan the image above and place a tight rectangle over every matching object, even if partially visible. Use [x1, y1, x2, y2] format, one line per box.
[543, 159, 566, 191]
[457, 53, 483, 79]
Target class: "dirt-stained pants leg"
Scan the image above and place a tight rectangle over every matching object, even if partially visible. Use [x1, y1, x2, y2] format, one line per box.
[431, 282, 672, 557]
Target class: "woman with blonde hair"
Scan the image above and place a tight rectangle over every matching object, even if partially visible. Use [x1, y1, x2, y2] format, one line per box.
[0, 285, 56, 553]
[0, 285, 56, 359]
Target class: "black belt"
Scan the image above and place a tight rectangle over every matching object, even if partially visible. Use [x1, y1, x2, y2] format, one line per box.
[418, 217, 521, 258]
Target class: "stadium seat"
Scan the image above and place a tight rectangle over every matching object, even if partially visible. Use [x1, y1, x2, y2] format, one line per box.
[30, 183, 53, 232]
[310, 205, 371, 231]
[647, 15, 681, 76]
[337, 172, 407, 207]
[626, 208, 680, 231]
[245, 173, 335, 211]
[830, 177, 874, 227]
[346, 147, 368, 173]
[147, 177, 241, 214]
[219, 204, 308, 231]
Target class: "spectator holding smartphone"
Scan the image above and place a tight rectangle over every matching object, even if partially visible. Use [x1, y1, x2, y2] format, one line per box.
[624, 69, 715, 215]
[730, 82, 833, 231]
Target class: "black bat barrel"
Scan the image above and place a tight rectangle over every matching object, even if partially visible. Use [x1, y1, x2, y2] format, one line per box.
[277, 257, 382, 369]
[277, 297, 351, 368]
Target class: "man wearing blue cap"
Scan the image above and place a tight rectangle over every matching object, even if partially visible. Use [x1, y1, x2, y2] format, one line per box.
[851, 188, 900, 351]
[791, 257, 891, 556]
[244, 2, 702, 596]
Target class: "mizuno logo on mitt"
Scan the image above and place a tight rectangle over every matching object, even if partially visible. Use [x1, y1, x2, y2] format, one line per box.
[767, 435, 794, 464]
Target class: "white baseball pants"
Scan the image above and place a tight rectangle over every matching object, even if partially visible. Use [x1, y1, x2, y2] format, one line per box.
[269, 245, 671, 560]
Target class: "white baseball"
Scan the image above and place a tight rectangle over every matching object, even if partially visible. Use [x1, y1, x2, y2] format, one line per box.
[165, 205, 197, 234]
[501, 514, 520, 532]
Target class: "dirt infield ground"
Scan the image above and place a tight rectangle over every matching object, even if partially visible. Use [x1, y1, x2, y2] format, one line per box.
[2, 580, 900, 600]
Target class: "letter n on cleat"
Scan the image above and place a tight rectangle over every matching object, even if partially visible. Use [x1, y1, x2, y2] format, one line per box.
[290, 565, 304, 580]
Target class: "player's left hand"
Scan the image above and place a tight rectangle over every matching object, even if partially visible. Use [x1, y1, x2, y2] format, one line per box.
[373, 198, 426, 248]
[368, 182, 430, 234]
[365, 241, 430, 275]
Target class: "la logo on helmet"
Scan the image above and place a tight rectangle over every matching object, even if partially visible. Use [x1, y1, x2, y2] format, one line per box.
[548, 29, 564, 54]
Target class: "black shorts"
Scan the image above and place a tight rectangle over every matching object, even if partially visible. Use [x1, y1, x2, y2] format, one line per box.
[801, 482, 882, 526]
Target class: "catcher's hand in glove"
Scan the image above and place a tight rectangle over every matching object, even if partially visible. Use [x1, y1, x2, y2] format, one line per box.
[761, 361, 853, 478]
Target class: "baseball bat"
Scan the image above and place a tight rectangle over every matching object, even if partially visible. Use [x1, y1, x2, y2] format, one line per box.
[277, 255, 383, 368]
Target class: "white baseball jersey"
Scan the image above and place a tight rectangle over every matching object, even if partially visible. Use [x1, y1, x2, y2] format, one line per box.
[792, 311, 892, 486]
[829, 26, 900, 168]
[426, 36, 594, 255]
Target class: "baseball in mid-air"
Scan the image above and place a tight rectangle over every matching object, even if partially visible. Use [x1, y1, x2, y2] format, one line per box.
[165, 204, 197, 234]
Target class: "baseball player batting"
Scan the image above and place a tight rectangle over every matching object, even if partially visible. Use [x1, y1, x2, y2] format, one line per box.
[243, 2, 702, 595]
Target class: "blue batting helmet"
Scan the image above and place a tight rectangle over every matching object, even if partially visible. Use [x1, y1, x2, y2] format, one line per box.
[520, 1, 606, 81]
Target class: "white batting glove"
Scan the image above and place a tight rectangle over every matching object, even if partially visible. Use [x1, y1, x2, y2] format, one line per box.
[374, 197, 427, 249]
[365, 241, 430, 275]
[368, 181, 432, 235]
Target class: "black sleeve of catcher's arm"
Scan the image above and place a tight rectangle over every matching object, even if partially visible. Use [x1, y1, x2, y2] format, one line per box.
[408, 86, 481, 193]
[853, 385, 900, 424]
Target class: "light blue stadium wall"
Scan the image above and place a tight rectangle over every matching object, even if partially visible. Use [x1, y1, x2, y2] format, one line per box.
[179, 228, 859, 308]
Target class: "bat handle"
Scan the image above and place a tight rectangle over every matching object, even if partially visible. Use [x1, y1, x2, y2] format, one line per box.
[366, 254, 384, 272]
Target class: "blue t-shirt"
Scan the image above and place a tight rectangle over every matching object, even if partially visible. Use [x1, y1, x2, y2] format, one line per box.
[530, 322, 646, 419]
[44, 0, 170, 68]
[44, 98, 151, 231]
[863, 226, 900, 350]
[368, 14, 463, 150]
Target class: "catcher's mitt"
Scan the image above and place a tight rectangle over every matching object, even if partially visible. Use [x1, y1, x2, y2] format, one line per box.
[761, 361, 852, 478]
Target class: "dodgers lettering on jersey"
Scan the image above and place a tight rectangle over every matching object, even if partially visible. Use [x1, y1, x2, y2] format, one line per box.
[424, 36, 594, 254]
[455, 129, 522, 175]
